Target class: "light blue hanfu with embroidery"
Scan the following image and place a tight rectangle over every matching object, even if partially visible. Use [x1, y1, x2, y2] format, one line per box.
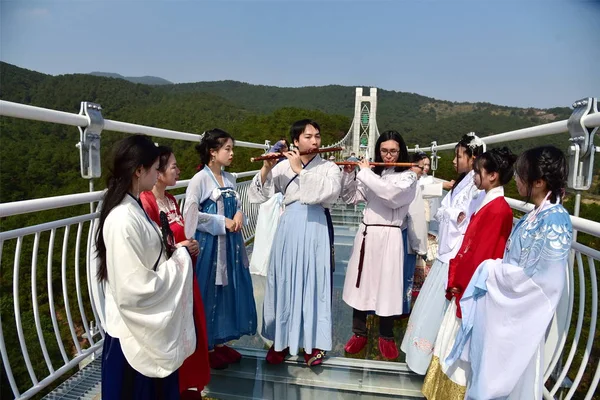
[446, 202, 572, 400]
[183, 168, 257, 349]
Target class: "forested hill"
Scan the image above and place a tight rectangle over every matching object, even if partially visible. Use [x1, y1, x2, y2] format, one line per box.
[164, 80, 573, 146]
[0, 61, 587, 209]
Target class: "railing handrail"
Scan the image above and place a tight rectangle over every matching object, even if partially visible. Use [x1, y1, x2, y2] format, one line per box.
[0, 100, 269, 149]
[408, 112, 600, 152]
[0, 171, 260, 218]
[4, 182, 598, 237]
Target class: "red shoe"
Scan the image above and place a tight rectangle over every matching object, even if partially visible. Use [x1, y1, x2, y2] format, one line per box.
[209, 350, 229, 370]
[265, 346, 289, 365]
[344, 335, 368, 354]
[378, 337, 399, 360]
[180, 389, 203, 400]
[215, 345, 242, 364]
[304, 349, 326, 367]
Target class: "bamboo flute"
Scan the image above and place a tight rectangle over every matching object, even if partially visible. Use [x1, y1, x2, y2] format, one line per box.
[335, 161, 416, 167]
[250, 146, 344, 162]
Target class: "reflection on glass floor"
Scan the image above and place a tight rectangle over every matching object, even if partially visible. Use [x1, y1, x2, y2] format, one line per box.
[210, 204, 424, 399]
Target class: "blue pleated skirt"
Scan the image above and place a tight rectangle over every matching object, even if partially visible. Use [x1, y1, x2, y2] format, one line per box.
[195, 225, 257, 349]
[402, 229, 418, 313]
[101, 333, 180, 399]
[262, 202, 332, 355]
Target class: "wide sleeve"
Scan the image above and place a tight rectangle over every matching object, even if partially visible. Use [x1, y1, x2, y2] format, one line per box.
[183, 173, 226, 238]
[356, 169, 417, 209]
[406, 184, 428, 255]
[248, 169, 277, 204]
[447, 213, 572, 399]
[340, 169, 366, 205]
[104, 217, 195, 373]
[434, 190, 452, 223]
[298, 162, 342, 205]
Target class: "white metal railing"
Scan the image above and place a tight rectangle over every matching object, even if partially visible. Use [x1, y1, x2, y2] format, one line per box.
[0, 100, 269, 149]
[0, 187, 260, 400]
[2, 97, 599, 399]
[410, 112, 600, 153]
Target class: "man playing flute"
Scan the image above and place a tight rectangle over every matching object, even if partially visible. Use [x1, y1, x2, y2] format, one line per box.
[248, 119, 342, 367]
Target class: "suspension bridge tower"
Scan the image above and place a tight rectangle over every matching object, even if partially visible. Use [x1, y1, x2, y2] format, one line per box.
[352, 87, 379, 159]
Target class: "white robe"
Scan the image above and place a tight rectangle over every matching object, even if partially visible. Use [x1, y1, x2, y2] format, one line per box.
[405, 183, 428, 256]
[102, 194, 195, 378]
[435, 170, 484, 263]
[341, 168, 418, 316]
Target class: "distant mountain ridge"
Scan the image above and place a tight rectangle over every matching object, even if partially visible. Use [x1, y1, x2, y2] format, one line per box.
[89, 71, 173, 85]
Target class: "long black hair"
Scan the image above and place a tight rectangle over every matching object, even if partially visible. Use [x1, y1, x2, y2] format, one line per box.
[157, 145, 174, 173]
[372, 130, 409, 176]
[195, 129, 234, 167]
[96, 135, 160, 282]
[474, 147, 517, 186]
[411, 151, 429, 163]
[452, 133, 485, 192]
[514, 145, 568, 204]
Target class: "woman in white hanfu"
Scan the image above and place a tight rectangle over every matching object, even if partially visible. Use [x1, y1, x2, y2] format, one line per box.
[96, 135, 195, 399]
[248, 119, 342, 367]
[446, 146, 573, 400]
[341, 131, 418, 360]
[400, 133, 485, 375]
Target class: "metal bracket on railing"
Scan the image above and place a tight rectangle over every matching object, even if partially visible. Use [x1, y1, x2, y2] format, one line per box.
[567, 97, 598, 190]
[76, 102, 104, 179]
[430, 141, 439, 173]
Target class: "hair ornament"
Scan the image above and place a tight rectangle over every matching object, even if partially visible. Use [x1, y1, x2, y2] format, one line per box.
[466, 132, 486, 152]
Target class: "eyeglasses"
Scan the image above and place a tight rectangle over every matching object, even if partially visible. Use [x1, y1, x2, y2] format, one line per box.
[380, 149, 399, 156]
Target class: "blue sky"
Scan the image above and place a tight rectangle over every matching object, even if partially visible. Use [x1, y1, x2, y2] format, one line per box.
[1, 0, 598, 108]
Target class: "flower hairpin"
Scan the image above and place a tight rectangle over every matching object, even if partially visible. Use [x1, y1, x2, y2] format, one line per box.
[466, 132, 486, 152]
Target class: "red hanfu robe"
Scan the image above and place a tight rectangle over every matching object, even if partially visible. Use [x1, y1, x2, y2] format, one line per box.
[140, 191, 211, 393]
[446, 194, 513, 318]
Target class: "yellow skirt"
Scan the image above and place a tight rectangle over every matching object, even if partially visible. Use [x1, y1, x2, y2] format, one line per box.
[422, 356, 466, 400]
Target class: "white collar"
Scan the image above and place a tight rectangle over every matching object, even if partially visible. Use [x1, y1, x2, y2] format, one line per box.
[476, 186, 504, 213]
[452, 170, 475, 196]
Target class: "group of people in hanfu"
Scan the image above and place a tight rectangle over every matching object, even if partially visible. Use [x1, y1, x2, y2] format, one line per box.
[95, 119, 572, 399]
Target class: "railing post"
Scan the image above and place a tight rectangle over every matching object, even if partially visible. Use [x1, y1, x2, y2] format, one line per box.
[567, 97, 598, 192]
[76, 102, 104, 213]
[430, 141, 438, 177]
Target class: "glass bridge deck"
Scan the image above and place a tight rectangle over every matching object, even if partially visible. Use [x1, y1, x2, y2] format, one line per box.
[45, 203, 424, 399]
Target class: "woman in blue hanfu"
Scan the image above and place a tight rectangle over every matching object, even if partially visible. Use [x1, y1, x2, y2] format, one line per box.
[400, 133, 485, 375]
[446, 146, 573, 400]
[183, 129, 257, 370]
[248, 119, 342, 367]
